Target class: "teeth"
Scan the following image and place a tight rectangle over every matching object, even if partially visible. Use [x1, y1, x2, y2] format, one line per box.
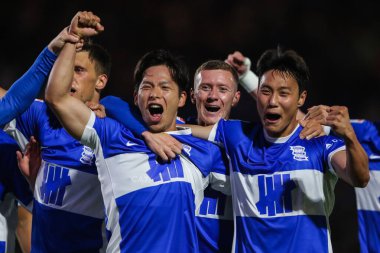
[149, 104, 163, 115]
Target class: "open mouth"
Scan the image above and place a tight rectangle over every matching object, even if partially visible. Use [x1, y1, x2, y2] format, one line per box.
[148, 104, 163, 115]
[70, 88, 76, 94]
[205, 105, 220, 112]
[265, 113, 281, 122]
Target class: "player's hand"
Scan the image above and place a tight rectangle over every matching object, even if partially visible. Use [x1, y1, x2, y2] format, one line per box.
[303, 105, 330, 125]
[16, 136, 41, 191]
[86, 101, 106, 118]
[299, 119, 326, 140]
[325, 106, 355, 139]
[68, 11, 104, 39]
[141, 131, 183, 162]
[225, 51, 248, 75]
[47, 27, 81, 54]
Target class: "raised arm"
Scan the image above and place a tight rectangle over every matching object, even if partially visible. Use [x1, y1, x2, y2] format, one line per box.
[45, 11, 103, 140]
[328, 106, 369, 187]
[0, 27, 80, 126]
[225, 51, 258, 100]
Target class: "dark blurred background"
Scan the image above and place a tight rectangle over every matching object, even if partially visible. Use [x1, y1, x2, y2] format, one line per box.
[1, 1, 379, 252]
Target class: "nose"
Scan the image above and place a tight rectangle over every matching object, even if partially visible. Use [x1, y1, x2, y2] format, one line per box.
[268, 93, 278, 107]
[149, 86, 162, 99]
[207, 87, 218, 100]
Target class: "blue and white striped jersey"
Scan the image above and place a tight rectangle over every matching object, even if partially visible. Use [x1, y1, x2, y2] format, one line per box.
[183, 116, 234, 253]
[196, 186, 233, 253]
[0, 130, 33, 253]
[351, 119, 380, 253]
[209, 119, 345, 253]
[81, 112, 228, 253]
[5, 101, 107, 253]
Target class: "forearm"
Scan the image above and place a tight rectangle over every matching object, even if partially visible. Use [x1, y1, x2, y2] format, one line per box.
[16, 205, 32, 253]
[240, 69, 258, 100]
[0, 47, 56, 126]
[343, 133, 369, 187]
[182, 124, 213, 140]
[45, 42, 90, 140]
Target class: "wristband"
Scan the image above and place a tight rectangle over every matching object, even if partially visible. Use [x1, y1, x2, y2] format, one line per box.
[323, 125, 331, 136]
[239, 58, 259, 93]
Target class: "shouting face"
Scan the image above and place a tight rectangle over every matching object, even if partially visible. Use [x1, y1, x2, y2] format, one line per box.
[135, 65, 186, 133]
[257, 69, 306, 138]
[192, 69, 240, 126]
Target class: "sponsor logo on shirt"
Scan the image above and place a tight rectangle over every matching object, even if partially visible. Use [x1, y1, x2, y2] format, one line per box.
[199, 193, 226, 216]
[126, 141, 138, 147]
[146, 156, 184, 182]
[40, 163, 72, 206]
[256, 173, 296, 216]
[290, 146, 308, 161]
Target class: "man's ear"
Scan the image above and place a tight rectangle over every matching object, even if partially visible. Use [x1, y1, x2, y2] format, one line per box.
[190, 88, 196, 104]
[232, 91, 241, 107]
[95, 74, 108, 91]
[134, 91, 138, 106]
[178, 91, 187, 108]
[297, 90, 307, 107]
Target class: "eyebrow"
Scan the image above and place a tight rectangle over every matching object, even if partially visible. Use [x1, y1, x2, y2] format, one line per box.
[141, 80, 172, 86]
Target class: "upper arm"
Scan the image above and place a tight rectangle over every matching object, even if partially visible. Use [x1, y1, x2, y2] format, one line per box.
[47, 96, 92, 141]
[330, 150, 346, 177]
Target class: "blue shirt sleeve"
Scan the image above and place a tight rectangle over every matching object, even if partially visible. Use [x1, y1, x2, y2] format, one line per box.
[0, 47, 56, 126]
[0, 131, 33, 206]
[101, 95, 148, 136]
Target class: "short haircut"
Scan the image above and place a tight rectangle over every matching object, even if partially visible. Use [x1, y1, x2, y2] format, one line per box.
[194, 60, 239, 90]
[81, 41, 112, 77]
[256, 47, 310, 93]
[134, 49, 189, 94]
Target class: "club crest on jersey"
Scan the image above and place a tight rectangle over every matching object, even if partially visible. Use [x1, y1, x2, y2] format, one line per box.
[183, 144, 192, 157]
[289, 146, 308, 161]
[80, 146, 95, 165]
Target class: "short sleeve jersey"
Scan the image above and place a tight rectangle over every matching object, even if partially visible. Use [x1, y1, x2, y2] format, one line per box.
[81, 112, 227, 253]
[209, 119, 345, 253]
[351, 119, 380, 253]
[0, 130, 33, 253]
[4, 101, 106, 253]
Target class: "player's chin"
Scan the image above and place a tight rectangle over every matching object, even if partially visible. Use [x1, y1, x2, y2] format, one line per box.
[148, 122, 166, 133]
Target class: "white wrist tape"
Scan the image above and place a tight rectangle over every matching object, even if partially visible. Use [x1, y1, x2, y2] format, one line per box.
[323, 125, 331, 136]
[239, 57, 259, 93]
